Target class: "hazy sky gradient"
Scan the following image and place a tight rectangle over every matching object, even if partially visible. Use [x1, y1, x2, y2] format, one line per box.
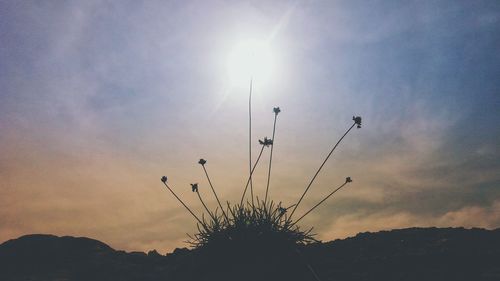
[1, 0, 499, 253]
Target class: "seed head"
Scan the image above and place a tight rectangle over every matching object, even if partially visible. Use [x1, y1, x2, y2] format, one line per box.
[190, 183, 198, 192]
[345, 177, 352, 183]
[273, 107, 281, 115]
[259, 137, 273, 147]
[198, 159, 207, 165]
[353, 116, 362, 128]
[161, 176, 168, 183]
[278, 206, 287, 216]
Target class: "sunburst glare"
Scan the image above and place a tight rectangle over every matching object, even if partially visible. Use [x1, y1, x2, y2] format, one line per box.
[226, 40, 275, 86]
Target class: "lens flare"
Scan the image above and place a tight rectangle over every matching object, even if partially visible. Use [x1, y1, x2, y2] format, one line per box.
[226, 40, 275, 86]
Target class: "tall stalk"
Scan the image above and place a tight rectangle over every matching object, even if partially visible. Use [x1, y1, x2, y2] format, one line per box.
[240, 138, 271, 205]
[248, 77, 254, 209]
[198, 159, 229, 222]
[292, 177, 352, 226]
[264, 107, 280, 205]
[161, 177, 204, 226]
[289, 118, 360, 219]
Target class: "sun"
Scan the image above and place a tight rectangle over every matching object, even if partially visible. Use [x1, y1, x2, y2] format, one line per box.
[226, 40, 275, 86]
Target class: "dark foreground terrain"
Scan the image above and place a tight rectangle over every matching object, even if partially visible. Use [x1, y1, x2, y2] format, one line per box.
[1, 227, 499, 281]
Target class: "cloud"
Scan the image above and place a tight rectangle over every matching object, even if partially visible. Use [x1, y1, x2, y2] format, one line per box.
[436, 201, 500, 228]
[320, 200, 500, 241]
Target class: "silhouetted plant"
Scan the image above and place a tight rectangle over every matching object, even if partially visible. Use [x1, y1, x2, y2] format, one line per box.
[159, 105, 362, 281]
[159, 113, 362, 242]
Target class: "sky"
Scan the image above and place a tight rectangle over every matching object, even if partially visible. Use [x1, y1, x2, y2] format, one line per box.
[1, 0, 499, 253]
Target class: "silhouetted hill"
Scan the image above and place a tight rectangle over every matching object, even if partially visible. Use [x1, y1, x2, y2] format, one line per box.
[303, 227, 500, 281]
[1, 227, 499, 281]
[0, 234, 173, 281]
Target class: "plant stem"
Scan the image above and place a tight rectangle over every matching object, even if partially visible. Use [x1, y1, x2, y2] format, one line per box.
[264, 113, 278, 206]
[240, 145, 266, 206]
[248, 77, 254, 209]
[289, 122, 356, 219]
[196, 190, 216, 221]
[162, 182, 204, 226]
[201, 165, 229, 222]
[292, 181, 349, 226]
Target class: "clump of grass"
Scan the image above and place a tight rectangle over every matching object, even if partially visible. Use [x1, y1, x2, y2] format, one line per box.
[188, 200, 317, 250]
[183, 199, 321, 281]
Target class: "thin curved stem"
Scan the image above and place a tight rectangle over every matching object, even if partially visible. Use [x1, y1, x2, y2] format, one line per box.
[264, 113, 278, 205]
[196, 190, 216, 221]
[201, 165, 229, 222]
[289, 123, 356, 219]
[248, 77, 254, 208]
[162, 182, 204, 226]
[240, 145, 266, 206]
[292, 181, 349, 226]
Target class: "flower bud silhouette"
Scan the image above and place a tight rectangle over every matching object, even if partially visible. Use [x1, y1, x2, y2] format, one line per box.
[353, 116, 362, 128]
[259, 137, 273, 147]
